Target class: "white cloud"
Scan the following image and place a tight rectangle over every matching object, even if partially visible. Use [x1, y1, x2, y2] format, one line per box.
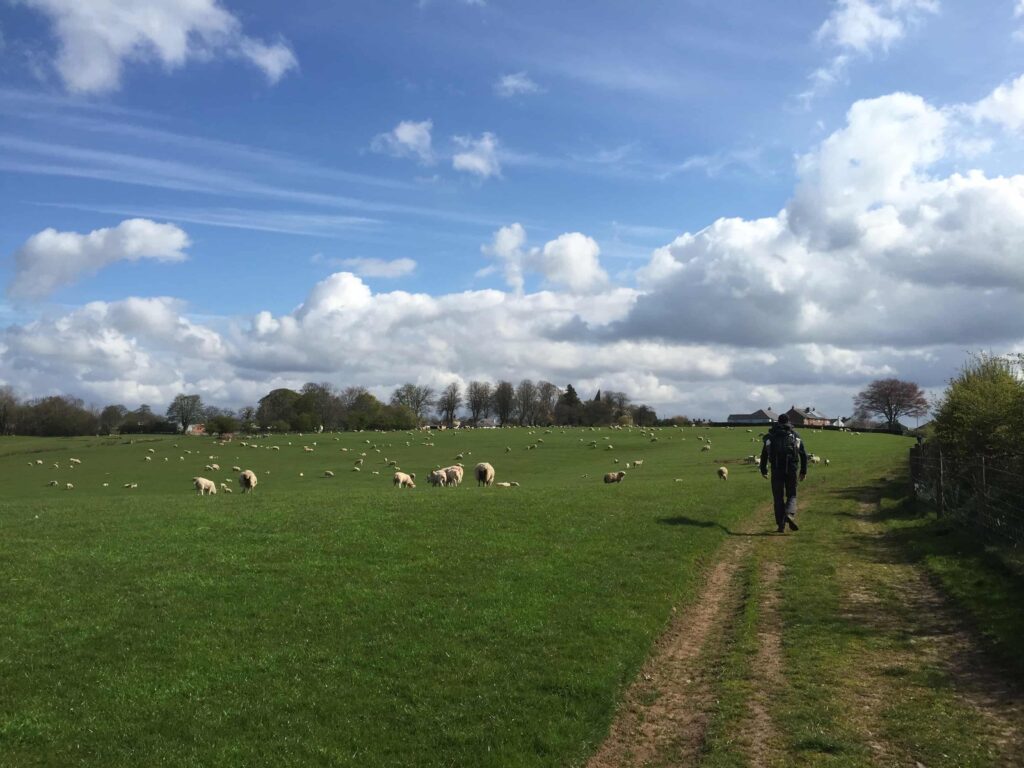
[481, 222, 527, 293]
[802, 0, 938, 102]
[971, 73, 1024, 131]
[7, 218, 190, 300]
[494, 72, 542, 98]
[534, 233, 608, 294]
[452, 132, 501, 178]
[18, 0, 298, 93]
[371, 119, 435, 164]
[334, 257, 417, 278]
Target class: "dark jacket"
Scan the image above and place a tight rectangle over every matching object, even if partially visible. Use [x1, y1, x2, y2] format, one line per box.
[760, 423, 808, 476]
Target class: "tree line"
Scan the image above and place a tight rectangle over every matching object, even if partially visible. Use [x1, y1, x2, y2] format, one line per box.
[0, 380, 675, 437]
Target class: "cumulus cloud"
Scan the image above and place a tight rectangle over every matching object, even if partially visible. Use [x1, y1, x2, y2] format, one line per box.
[971, 73, 1024, 131]
[334, 257, 417, 279]
[494, 72, 542, 98]
[613, 87, 1024, 355]
[371, 120, 435, 164]
[7, 218, 190, 300]
[18, 0, 298, 93]
[452, 132, 501, 178]
[481, 224, 608, 294]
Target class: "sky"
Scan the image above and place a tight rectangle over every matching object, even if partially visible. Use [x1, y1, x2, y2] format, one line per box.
[1, 0, 1024, 420]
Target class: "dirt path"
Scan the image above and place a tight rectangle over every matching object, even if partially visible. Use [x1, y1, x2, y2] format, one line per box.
[743, 559, 784, 768]
[585, 538, 753, 768]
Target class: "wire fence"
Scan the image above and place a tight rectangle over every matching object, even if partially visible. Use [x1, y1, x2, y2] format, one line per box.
[910, 442, 1024, 546]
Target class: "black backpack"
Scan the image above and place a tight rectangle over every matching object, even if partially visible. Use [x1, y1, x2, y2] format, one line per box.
[770, 427, 800, 465]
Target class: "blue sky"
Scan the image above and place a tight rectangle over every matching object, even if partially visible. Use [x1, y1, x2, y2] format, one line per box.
[2, 0, 1024, 419]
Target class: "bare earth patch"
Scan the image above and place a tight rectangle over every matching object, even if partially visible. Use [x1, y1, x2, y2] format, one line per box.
[586, 540, 752, 768]
[743, 560, 784, 768]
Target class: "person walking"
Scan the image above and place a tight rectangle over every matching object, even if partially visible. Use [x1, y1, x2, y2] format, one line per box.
[760, 413, 808, 533]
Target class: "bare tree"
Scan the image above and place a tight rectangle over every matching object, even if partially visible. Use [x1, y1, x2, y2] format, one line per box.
[514, 379, 538, 426]
[853, 378, 929, 431]
[390, 383, 435, 422]
[492, 380, 515, 426]
[166, 394, 205, 432]
[536, 381, 561, 425]
[436, 382, 463, 426]
[0, 385, 18, 435]
[466, 381, 493, 424]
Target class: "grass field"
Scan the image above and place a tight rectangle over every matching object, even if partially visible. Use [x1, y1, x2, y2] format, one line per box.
[0, 426, 915, 766]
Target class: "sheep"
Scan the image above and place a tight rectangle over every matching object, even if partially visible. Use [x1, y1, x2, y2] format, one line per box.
[232, 465, 242, 472]
[47, 480, 59, 487]
[239, 470, 258, 493]
[145, 456, 152, 462]
[428, 469, 448, 487]
[193, 476, 217, 496]
[701, 445, 712, 452]
[475, 462, 495, 487]
[394, 471, 416, 489]
[69, 458, 82, 465]
[35, 459, 43, 465]
[808, 455, 821, 465]
[444, 465, 464, 487]
[603, 471, 626, 484]
[324, 470, 335, 478]
[717, 466, 729, 481]
[824, 458, 831, 467]
[633, 459, 644, 467]
[495, 482, 512, 488]
[147, 448, 155, 454]
[65, 483, 74, 490]
[304, 446, 315, 453]
[354, 458, 364, 466]
[220, 482, 233, 494]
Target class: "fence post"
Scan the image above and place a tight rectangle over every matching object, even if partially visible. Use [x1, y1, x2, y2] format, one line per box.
[937, 447, 945, 518]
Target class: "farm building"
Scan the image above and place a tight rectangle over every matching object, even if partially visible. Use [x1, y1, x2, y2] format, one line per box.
[784, 406, 832, 427]
[726, 407, 778, 425]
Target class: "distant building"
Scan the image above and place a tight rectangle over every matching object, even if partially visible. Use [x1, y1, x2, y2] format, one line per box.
[726, 407, 778, 425]
[185, 423, 206, 436]
[784, 405, 831, 428]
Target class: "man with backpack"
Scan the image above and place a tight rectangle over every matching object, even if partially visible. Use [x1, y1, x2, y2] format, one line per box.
[760, 413, 808, 533]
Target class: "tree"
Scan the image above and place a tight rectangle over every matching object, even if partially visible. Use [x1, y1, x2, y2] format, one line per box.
[257, 388, 300, 429]
[436, 382, 462, 427]
[0, 386, 18, 435]
[167, 394, 205, 433]
[298, 382, 342, 430]
[934, 353, 1024, 457]
[99, 404, 128, 433]
[632, 404, 658, 427]
[492, 381, 515, 426]
[514, 379, 538, 425]
[390, 383, 435, 423]
[554, 384, 582, 425]
[206, 413, 241, 434]
[536, 381, 560, 425]
[466, 381, 493, 424]
[853, 378, 929, 432]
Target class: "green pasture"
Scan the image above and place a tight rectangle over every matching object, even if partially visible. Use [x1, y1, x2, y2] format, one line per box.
[0, 426, 911, 767]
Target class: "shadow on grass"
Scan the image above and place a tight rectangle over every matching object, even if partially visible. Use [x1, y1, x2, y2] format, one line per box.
[656, 515, 778, 537]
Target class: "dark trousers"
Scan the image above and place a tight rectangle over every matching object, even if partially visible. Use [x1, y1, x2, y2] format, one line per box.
[771, 469, 798, 528]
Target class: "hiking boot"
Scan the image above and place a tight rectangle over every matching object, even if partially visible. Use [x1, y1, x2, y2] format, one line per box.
[786, 516, 799, 531]
[776, 525, 786, 533]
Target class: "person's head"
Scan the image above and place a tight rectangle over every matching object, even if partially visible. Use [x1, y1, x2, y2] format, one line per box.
[777, 413, 790, 425]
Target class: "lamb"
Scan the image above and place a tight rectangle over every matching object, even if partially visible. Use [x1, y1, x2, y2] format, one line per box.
[394, 471, 416, 489]
[808, 455, 821, 465]
[494, 482, 512, 487]
[65, 483, 74, 490]
[220, 483, 233, 494]
[210, 463, 220, 471]
[632, 459, 644, 467]
[193, 476, 217, 496]
[717, 466, 729, 481]
[239, 469, 258, 493]
[824, 459, 830, 467]
[324, 470, 335, 478]
[47, 480, 59, 487]
[603, 471, 626, 484]
[428, 469, 447, 487]
[475, 462, 495, 487]
[701, 445, 712, 452]
[69, 458, 82, 465]
[444, 465, 464, 487]
[145, 456, 152, 462]
[232, 465, 242, 472]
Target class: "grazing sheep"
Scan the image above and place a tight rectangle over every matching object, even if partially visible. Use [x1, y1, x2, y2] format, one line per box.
[324, 470, 335, 478]
[824, 459, 830, 467]
[701, 445, 712, 452]
[220, 483, 233, 494]
[304, 446, 314, 453]
[65, 483, 74, 490]
[808, 455, 821, 465]
[603, 471, 626, 484]
[193, 476, 217, 496]
[475, 462, 495, 487]
[495, 482, 512, 487]
[428, 469, 447, 487]
[35, 459, 43, 465]
[47, 480, 59, 487]
[394, 471, 416, 489]
[232, 465, 242, 472]
[145, 456, 152, 462]
[239, 470, 258, 493]
[633, 459, 644, 467]
[69, 458, 82, 465]
[444, 465, 464, 487]
[147, 448, 155, 454]
[210, 463, 220, 471]
[717, 466, 729, 481]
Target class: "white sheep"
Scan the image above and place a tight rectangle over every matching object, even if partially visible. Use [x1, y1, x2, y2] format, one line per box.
[220, 482, 234, 494]
[193, 476, 217, 496]
[394, 471, 416, 489]
[239, 470, 258, 493]
[232, 465, 242, 472]
[633, 459, 644, 467]
[603, 471, 626, 484]
[717, 466, 729, 481]
[47, 480, 59, 487]
[494, 482, 512, 488]
[69, 458, 82, 465]
[701, 445, 712, 452]
[65, 483, 74, 490]
[324, 470, 335, 478]
[444, 465, 464, 487]
[427, 469, 447, 487]
[824, 458, 830, 467]
[475, 462, 495, 487]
